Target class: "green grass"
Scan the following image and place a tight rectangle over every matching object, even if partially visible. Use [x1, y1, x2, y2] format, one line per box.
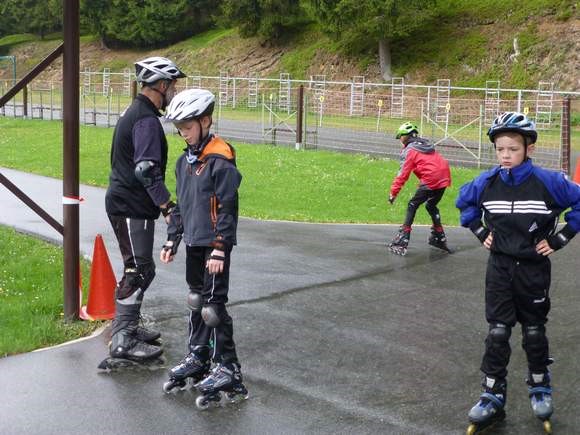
[0, 117, 486, 225]
[0, 33, 38, 49]
[172, 28, 235, 51]
[0, 225, 99, 357]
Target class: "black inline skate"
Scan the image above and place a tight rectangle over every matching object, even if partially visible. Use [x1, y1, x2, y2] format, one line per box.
[466, 376, 507, 435]
[194, 362, 249, 410]
[163, 346, 211, 393]
[388, 227, 410, 256]
[428, 226, 452, 253]
[98, 330, 164, 371]
[527, 372, 553, 434]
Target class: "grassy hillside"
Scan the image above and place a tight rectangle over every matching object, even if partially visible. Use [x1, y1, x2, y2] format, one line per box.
[0, 1, 577, 91]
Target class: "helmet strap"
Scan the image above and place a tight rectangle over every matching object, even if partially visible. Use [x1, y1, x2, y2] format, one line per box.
[149, 86, 168, 110]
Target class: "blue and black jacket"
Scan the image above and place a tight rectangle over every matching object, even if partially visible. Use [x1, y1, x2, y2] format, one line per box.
[456, 159, 580, 259]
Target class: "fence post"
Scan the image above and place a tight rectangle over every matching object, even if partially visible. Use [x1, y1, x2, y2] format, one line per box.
[22, 85, 28, 118]
[478, 105, 483, 169]
[561, 97, 571, 175]
[296, 85, 304, 150]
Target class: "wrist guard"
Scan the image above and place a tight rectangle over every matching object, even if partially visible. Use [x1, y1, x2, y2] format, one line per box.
[162, 233, 182, 256]
[469, 220, 490, 244]
[547, 225, 575, 251]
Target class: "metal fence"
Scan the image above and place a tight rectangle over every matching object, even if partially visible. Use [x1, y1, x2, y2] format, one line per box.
[1, 73, 578, 171]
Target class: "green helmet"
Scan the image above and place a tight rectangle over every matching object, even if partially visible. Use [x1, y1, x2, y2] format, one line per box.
[395, 122, 419, 139]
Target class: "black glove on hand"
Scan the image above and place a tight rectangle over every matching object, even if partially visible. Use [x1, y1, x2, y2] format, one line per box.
[469, 220, 490, 244]
[161, 200, 176, 218]
[162, 233, 182, 256]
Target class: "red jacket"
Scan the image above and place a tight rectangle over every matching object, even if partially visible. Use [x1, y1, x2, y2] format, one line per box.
[390, 138, 451, 197]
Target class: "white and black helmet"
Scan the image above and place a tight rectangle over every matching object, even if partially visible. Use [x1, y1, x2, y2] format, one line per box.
[165, 89, 216, 122]
[488, 111, 537, 145]
[134, 56, 186, 84]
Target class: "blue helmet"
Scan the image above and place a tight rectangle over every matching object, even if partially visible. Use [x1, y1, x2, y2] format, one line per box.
[487, 112, 537, 145]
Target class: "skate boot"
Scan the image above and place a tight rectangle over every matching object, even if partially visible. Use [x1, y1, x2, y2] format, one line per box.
[163, 346, 211, 393]
[466, 376, 507, 435]
[98, 330, 164, 370]
[527, 372, 553, 434]
[428, 226, 451, 253]
[194, 362, 249, 410]
[388, 227, 410, 256]
[133, 325, 161, 344]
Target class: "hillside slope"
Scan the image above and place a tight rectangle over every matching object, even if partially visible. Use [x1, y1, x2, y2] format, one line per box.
[0, 15, 578, 91]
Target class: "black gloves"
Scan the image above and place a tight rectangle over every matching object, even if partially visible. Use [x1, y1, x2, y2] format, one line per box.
[162, 233, 182, 256]
[160, 200, 176, 218]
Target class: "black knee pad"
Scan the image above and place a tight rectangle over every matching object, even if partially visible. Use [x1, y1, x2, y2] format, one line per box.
[138, 263, 156, 292]
[116, 264, 155, 299]
[201, 304, 224, 327]
[488, 323, 511, 348]
[187, 292, 202, 311]
[407, 201, 419, 212]
[522, 325, 546, 346]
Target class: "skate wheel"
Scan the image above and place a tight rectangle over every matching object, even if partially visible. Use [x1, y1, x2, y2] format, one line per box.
[543, 420, 552, 434]
[466, 423, 477, 435]
[195, 395, 210, 410]
[225, 391, 249, 403]
[162, 381, 174, 393]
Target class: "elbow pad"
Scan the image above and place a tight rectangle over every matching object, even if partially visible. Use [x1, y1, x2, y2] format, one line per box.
[134, 160, 159, 187]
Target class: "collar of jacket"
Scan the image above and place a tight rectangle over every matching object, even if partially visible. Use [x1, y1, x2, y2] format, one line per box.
[135, 93, 162, 117]
[405, 137, 434, 154]
[498, 158, 534, 186]
[199, 135, 235, 161]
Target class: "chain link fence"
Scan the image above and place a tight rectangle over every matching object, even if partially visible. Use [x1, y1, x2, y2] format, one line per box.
[1, 73, 578, 172]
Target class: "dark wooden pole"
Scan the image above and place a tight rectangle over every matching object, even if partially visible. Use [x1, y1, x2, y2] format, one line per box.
[63, 0, 80, 321]
[296, 85, 304, 150]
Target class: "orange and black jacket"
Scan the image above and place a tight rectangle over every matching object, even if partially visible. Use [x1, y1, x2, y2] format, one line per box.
[167, 134, 242, 250]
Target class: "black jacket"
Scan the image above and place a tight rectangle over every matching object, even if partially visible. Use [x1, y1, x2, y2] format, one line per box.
[105, 94, 170, 219]
[457, 159, 580, 259]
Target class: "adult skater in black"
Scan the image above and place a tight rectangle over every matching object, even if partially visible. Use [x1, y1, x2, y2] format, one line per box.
[160, 88, 247, 408]
[103, 56, 185, 367]
[457, 112, 580, 434]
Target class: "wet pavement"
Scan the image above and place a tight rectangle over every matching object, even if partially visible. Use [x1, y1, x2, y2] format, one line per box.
[1, 167, 580, 435]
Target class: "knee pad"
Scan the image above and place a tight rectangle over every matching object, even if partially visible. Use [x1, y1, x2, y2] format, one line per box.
[116, 264, 155, 299]
[407, 201, 419, 211]
[522, 325, 546, 346]
[201, 304, 223, 327]
[488, 323, 511, 347]
[187, 292, 202, 311]
[138, 263, 156, 292]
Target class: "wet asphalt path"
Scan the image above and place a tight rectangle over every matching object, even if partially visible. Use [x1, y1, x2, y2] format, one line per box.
[1, 167, 580, 434]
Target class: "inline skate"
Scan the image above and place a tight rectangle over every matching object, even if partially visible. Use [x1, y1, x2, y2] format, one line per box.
[194, 362, 249, 410]
[163, 346, 211, 393]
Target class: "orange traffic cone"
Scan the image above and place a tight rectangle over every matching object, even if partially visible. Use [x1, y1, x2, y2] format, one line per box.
[80, 234, 117, 321]
[573, 157, 580, 185]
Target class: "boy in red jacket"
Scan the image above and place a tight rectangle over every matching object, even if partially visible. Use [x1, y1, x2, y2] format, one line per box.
[388, 122, 452, 255]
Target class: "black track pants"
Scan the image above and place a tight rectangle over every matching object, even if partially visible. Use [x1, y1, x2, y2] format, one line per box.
[481, 253, 551, 379]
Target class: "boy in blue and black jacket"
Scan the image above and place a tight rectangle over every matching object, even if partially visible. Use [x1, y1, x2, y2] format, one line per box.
[456, 112, 580, 429]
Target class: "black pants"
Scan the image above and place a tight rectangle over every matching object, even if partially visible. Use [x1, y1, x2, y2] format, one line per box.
[108, 215, 156, 335]
[186, 245, 238, 365]
[481, 253, 551, 379]
[404, 185, 445, 227]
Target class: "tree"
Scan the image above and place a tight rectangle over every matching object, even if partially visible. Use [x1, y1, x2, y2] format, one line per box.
[312, 0, 437, 80]
[221, 0, 307, 40]
[81, 0, 218, 48]
[0, 0, 61, 39]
